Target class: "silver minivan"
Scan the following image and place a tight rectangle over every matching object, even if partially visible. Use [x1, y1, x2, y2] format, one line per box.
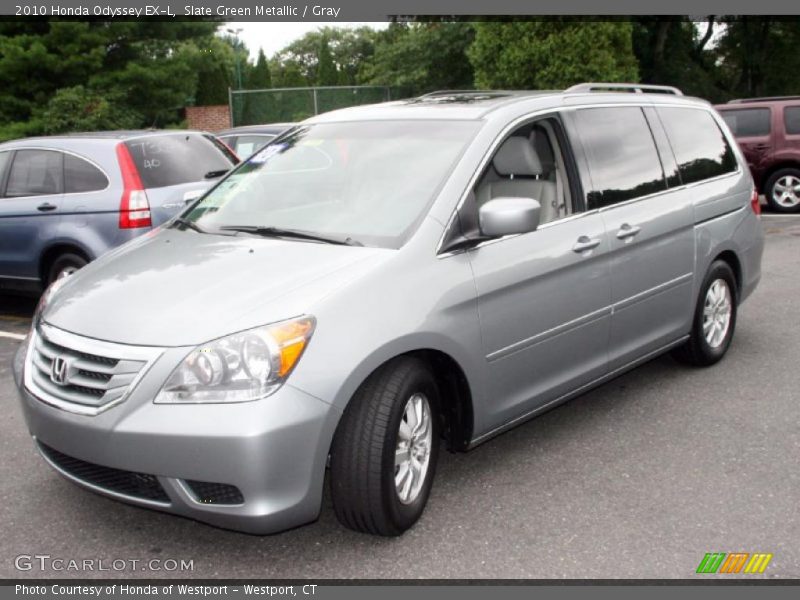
[12, 84, 764, 536]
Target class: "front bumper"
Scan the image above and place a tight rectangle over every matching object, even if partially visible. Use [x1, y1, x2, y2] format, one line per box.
[13, 338, 340, 535]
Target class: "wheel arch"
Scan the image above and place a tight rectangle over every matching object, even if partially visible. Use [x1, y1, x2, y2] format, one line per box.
[758, 161, 800, 193]
[327, 343, 476, 453]
[39, 242, 93, 283]
[713, 249, 743, 300]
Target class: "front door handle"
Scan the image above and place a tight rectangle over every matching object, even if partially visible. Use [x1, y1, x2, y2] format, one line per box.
[572, 235, 601, 253]
[37, 203, 57, 212]
[616, 223, 641, 240]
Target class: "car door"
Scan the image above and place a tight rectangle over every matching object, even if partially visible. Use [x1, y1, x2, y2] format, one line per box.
[465, 116, 612, 430]
[0, 149, 64, 280]
[570, 106, 695, 371]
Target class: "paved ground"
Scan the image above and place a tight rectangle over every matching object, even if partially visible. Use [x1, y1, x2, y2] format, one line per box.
[0, 215, 798, 580]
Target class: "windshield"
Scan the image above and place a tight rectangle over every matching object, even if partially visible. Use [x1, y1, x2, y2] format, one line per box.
[183, 120, 479, 248]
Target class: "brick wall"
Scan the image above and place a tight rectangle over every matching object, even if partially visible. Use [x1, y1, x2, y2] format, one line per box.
[185, 105, 231, 132]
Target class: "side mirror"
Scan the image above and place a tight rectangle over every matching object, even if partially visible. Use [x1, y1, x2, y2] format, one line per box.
[479, 197, 541, 238]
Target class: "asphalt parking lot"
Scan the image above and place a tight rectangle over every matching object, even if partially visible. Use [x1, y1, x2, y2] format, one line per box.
[1, 215, 798, 580]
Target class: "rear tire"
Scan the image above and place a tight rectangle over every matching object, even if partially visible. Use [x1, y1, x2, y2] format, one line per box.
[47, 253, 88, 286]
[672, 260, 737, 367]
[330, 356, 440, 536]
[765, 168, 800, 213]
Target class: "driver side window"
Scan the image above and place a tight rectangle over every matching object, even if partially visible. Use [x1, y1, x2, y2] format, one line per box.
[458, 116, 577, 239]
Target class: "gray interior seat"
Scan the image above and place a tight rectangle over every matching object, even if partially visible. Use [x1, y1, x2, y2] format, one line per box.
[475, 136, 557, 225]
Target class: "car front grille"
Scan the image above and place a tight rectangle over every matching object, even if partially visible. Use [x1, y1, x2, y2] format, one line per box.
[24, 323, 162, 415]
[38, 442, 170, 504]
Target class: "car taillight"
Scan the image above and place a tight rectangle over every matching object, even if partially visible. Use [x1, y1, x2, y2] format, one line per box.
[750, 188, 761, 217]
[116, 143, 152, 229]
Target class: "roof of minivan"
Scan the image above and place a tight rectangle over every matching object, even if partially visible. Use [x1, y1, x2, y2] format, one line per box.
[306, 89, 710, 124]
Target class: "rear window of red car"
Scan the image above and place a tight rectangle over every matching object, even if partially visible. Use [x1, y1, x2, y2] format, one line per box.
[784, 106, 800, 135]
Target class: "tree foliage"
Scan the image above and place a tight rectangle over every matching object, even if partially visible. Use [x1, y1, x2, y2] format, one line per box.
[270, 26, 377, 87]
[360, 22, 475, 95]
[39, 85, 141, 133]
[4, 19, 800, 141]
[240, 49, 275, 125]
[469, 21, 639, 89]
[316, 37, 338, 86]
[194, 36, 235, 105]
[715, 17, 800, 99]
[632, 19, 722, 102]
[0, 20, 219, 139]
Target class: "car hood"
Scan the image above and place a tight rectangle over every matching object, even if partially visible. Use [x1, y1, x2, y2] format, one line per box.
[43, 229, 392, 347]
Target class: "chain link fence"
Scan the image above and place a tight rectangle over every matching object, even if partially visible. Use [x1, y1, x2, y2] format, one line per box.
[230, 86, 414, 126]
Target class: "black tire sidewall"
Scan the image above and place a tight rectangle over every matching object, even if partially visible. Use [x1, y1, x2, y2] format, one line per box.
[693, 261, 738, 364]
[48, 253, 87, 285]
[765, 168, 800, 213]
[381, 365, 441, 532]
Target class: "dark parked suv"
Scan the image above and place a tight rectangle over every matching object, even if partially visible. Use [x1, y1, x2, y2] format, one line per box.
[715, 96, 800, 212]
[0, 130, 238, 291]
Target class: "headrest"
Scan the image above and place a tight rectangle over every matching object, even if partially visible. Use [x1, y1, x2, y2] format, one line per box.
[493, 136, 543, 177]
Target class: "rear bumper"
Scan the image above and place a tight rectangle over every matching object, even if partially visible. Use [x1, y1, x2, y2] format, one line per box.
[13, 341, 340, 534]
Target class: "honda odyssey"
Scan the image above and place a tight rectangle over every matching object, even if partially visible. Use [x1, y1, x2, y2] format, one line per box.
[13, 84, 764, 536]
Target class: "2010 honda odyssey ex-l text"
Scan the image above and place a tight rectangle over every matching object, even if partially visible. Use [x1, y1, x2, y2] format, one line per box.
[13, 84, 764, 536]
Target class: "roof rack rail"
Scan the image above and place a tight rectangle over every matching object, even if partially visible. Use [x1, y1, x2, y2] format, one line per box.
[565, 83, 683, 96]
[418, 90, 517, 98]
[728, 96, 800, 104]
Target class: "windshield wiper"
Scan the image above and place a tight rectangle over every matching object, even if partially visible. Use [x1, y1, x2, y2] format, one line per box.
[204, 169, 229, 179]
[170, 217, 206, 233]
[219, 225, 363, 246]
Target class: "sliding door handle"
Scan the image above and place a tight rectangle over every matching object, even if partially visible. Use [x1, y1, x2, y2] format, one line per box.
[616, 223, 641, 240]
[572, 235, 601, 253]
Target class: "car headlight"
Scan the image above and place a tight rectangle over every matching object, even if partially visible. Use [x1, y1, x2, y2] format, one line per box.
[154, 316, 316, 404]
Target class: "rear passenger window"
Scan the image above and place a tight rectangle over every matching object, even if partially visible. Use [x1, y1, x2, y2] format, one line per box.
[64, 154, 108, 193]
[575, 107, 666, 209]
[658, 107, 738, 185]
[719, 108, 771, 137]
[5, 150, 62, 197]
[784, 106, 800, 135]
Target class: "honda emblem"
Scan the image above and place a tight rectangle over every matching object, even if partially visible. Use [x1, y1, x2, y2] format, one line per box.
[50, 356, 70, 386]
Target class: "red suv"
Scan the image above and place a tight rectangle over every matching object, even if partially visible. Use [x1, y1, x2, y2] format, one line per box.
[715, 97, 800, 213]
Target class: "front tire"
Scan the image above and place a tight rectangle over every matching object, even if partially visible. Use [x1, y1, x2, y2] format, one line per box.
[673, 260, 737, 367]
[765, 168, 800, 213]
[330, 357, 440, 536]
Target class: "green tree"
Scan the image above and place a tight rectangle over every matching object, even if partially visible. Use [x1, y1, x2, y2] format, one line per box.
[632, 18, 722, 102]
[272, 26, 377, 86]
[194, 36, 235, 106]
[0, 20, 220, 138]
[469, 20, 638, 89]
[316, 37, 338, 86]
[715, 18, 800, 99]
[240, 49, 274, 125]
[360, 22, 475, 95]
[38, 85, 141, 134]
[248, 49, 272, 89]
